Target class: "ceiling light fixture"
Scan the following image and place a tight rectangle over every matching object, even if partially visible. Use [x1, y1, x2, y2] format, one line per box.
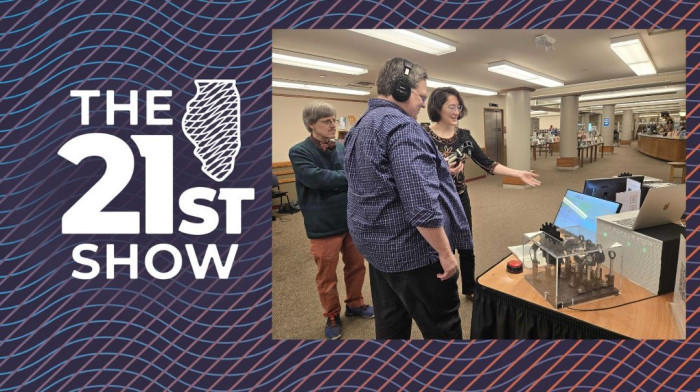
[615, 98, 684, 108]
[581, 103, 682, 112]
[350, 29, 456, 56]
[272, 49, 368, 75]
[625, 108, 680, 115]
[610, 34, 656, 76]
[427, 79, 497, 96]
[579, 85, 684, 101]
[487, 60, 563, 87]
[272, 80, 370, 96]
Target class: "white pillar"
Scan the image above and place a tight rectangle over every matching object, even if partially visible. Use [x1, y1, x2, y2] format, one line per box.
[557, 95, 580, 170]
[621, 110, 633, 145]
[504, 88, 534, 188]
[602, 104, 615, 153]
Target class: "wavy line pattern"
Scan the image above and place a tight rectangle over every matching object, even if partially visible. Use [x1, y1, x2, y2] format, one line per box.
[0, 0, 698, 391]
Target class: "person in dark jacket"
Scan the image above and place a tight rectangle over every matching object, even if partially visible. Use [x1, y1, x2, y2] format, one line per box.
[288, 101, 373, 340]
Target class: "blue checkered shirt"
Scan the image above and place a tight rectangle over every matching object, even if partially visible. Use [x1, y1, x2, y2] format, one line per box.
[344, 99, 472, 273]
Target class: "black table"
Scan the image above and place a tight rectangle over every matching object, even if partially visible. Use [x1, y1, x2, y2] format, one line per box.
[470, 255, 679, 339]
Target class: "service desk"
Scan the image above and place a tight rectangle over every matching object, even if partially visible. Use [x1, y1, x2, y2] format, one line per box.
[637, 134, 685, 161]
[470, 255, 681, 339]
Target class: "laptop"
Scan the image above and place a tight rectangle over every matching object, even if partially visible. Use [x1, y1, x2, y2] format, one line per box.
[604, 184, 685, 230]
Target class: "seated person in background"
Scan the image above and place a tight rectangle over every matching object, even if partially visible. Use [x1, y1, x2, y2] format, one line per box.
[424, 87, 541, 300]
[289, 100, 373, 340]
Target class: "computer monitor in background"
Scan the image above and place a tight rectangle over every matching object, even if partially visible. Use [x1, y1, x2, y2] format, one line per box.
[582, 175, 645, 202]
[554, 189, 622, 242]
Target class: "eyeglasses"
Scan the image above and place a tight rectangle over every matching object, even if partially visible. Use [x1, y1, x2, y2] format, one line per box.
[318, 119, 338, 126]
[447, 105, 463, 112]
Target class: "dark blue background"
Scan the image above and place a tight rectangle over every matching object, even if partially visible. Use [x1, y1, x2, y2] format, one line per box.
[0, 1, 697, 390]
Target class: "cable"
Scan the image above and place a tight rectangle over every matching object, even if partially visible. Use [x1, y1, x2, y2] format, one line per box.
[272, 213, 292, 222]
[564, 294, 661, 311]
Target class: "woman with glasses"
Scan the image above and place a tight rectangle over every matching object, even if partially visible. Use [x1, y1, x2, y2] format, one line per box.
[424, 87, 541, 300]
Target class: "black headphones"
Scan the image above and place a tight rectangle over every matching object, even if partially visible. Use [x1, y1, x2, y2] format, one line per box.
[391, 60, 413, 102]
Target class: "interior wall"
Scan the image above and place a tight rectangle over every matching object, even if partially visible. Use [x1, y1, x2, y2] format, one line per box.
[456, 95, 506, 147]
[272, 92, 506, 200]
[457, 96, 506, 179]
[272, 93, 505, 161]
[272, 94, 369, 162]
[537, 115, 561, 129]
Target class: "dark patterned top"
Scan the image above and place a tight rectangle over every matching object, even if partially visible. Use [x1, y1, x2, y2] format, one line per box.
[423, 125, 498, 195]
[344, 99, 472, 273]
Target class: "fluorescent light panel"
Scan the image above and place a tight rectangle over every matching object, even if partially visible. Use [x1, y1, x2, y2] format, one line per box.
[610, 34, 656, 76]
[616, 98, 684, 108]
[533, 85, 684, 107]
[350, 29, 456, 56]
[427, 79, 497, 96]
[622, 108, 681, 114]
[272, 49, 368, 75]
[272, 80, 370, 96]
[487, 61, 563, 87]
[580, 85, 684, 101]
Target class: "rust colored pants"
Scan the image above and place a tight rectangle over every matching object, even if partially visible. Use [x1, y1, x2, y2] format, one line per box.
[309, 233, 366, 317]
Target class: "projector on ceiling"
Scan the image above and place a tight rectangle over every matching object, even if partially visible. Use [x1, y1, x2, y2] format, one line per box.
[535, 34, 556, 52]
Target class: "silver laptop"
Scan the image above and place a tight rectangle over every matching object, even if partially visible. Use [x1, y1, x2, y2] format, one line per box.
[607, 184, 685, 230]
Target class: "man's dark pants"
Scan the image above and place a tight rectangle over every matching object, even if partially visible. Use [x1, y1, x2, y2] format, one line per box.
[369, 263, 462, 339]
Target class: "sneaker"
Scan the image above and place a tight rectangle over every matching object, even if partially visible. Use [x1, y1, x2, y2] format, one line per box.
[325, 314, 342, 340]
[345, 304, 375, 319]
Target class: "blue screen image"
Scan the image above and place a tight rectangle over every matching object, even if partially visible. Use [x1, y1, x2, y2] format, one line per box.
[554, 190, 621, 241]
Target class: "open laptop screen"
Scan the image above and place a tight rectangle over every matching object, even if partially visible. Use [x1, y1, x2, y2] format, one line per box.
[554, 189, 622, 241]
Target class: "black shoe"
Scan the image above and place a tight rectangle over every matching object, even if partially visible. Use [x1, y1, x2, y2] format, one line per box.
[345, 304, 375, 319]
[325, 314, 342, 340]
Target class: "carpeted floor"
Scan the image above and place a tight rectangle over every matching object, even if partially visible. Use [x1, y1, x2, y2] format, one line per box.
[272, 141, 676, 339]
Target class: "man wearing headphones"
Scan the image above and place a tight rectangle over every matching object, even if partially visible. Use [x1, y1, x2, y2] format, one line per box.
[344, 57, 472, 339]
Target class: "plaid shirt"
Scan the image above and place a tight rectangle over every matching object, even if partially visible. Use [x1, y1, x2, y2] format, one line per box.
[344, 99, 472, 273]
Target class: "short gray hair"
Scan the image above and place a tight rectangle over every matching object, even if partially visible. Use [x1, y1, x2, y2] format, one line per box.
[302, 101, 337, 132]
[375, 57, 428, 97]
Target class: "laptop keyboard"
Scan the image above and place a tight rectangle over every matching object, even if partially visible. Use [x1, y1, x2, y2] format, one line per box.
[616, 218, 636, 228]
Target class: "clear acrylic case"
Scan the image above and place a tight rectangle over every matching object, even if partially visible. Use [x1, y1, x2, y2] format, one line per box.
[522, 227, 623, 309]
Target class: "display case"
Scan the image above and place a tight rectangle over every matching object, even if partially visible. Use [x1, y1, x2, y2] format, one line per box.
[521, 227, 623, 308]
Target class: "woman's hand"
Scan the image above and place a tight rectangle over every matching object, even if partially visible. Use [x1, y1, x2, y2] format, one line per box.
[446, 158, 464, 175]
[519, 170, 541, 186]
